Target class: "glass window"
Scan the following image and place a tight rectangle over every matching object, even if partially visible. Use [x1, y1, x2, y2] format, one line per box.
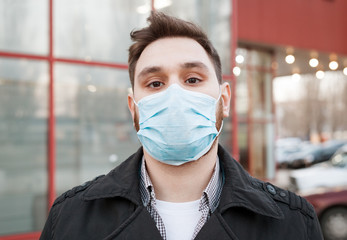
[251, 123, 266, 178]
[250, 49, 272, 68]
[251, 71, 273, 119]
[160, 0, 232, 74]
[250, 123, 275, 179]
[238, 123, 249, 169]
[235, 47, 275, 178]
[55, 63, 140, 194]
[236, 67, 249, 118]
[0, 58, 48, 235]
[54, 0, 149, 63]
[0, 0, 48, 55]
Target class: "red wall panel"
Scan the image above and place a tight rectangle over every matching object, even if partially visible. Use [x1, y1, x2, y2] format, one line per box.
[237, 0, 347, 54]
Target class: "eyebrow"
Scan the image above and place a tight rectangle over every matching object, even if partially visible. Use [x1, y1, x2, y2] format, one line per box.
[181, 61, 209, 72]
[136, 61, 210, 80]
[137, 66, 162, 80]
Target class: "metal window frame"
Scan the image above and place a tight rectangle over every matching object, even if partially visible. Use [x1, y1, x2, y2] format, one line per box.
[0, 0, 238, 238]
[237, 47, 275, 177]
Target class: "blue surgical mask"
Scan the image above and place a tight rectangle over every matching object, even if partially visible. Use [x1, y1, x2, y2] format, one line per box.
[134, 84, 222, 166]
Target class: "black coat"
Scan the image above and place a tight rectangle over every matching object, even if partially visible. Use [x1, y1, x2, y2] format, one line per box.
[40, 145, 323, 239]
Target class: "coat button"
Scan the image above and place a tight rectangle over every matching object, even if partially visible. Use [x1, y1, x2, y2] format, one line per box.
[266, 184, 277, 195]
[279, 192, 286, 197]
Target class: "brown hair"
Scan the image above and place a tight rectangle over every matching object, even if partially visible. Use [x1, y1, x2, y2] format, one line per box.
[128, 11, 222, 88]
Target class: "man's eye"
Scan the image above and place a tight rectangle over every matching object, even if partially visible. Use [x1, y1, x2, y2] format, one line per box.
[148, 81, 163, 88]
[186, 78, 200, 84]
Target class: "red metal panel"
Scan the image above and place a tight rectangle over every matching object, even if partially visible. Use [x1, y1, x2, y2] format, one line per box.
[47, 0, 56, 212]
[231, 0, 240, 161]
[0, 52, 48, 61]
[237, 0, 347, 55]
[151, 0, 155, 11]
[247, 50, 254, 175]
[222, 75, 233, 81]
[55, 57, 128, 69]
[0, 51, 129, 70]
[0, 232, 40, 240]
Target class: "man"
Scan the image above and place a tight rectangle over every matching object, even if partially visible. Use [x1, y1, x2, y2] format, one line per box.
[40, 12, 323, 240]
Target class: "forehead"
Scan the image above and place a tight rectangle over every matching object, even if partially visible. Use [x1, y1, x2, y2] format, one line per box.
[135, 37, 214, 77]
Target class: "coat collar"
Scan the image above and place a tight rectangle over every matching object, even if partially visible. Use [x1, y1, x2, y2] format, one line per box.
[217, 145, 284, 219]
[83, 145, 284, 220]
[83, 147, 144, 205]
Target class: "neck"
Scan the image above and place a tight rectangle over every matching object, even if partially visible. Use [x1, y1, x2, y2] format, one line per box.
[144, 142, 219, 203]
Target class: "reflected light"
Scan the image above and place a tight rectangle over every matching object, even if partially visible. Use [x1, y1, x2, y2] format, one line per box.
[109, 154, 119, 163]
[235, 55, 244, 64]
[344, 67, 347, 76]
[137, 0, 172, 14]
[85, 56, 92, 62]
[316, 70, 325, 79]
[137, 5, 150, 14]
[87, 85, 97, 93]
[233, 66, 241, 76]
[155, 0, 172, 9]
[309, 58, 319, 68]
[329, 61, 338, 70]
[285, 55, 295, 64]
[292, 73, 301, 81]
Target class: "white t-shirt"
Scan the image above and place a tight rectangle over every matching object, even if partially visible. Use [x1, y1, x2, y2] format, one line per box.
[155, 199, 202, 240]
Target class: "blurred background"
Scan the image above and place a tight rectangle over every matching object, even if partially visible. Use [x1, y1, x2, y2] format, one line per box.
[0, 0, 346, 239]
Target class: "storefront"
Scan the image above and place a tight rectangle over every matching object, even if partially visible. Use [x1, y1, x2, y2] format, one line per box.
[235, 0, 347, 178]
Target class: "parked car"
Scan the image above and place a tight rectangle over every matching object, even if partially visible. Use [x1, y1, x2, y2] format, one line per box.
[304, 188, 347, 240]
[275, 139, 312, 168]
[285, 140, 347, 169]
[315, 140, 347, 165]
[276, 137, 302, 148]
[286, 144, 322, 169]
[276, 146, 302, 168]
[289, 144, 347, 192]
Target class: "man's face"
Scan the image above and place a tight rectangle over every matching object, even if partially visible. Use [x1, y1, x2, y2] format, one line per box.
[128, 37, 231, 130]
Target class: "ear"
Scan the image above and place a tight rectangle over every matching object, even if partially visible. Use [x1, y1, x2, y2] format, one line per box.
[220, 82, 231, 118]
[127, 91, 136, 120]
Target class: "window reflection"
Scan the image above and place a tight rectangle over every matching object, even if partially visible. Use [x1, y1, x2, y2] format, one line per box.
[0, 0, 48, 54]
[0, 58, 48, 235]
[252, 71, 272, 119]
[55, 64, 140, 194]
[235, 48, 275, 178]
[54, 0, 149, 63]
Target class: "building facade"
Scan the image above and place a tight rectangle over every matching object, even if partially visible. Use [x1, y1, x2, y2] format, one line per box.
[0, 0, 346, 238]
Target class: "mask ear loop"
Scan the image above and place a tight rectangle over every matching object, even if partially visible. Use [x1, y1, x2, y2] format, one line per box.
[133, 97, 139, 107]
[217, 121, 223, 136]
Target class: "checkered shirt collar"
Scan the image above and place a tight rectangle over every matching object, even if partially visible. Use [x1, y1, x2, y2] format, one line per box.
[139, 156, 222, 213]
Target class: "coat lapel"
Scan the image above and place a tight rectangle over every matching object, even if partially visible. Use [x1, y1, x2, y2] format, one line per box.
[104, 206, 163, 240]
[217, 145, 284, 220]
[195, 213, 239, 240]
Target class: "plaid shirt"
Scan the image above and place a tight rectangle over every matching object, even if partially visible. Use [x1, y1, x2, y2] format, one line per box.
[139, 157, 223, 240]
